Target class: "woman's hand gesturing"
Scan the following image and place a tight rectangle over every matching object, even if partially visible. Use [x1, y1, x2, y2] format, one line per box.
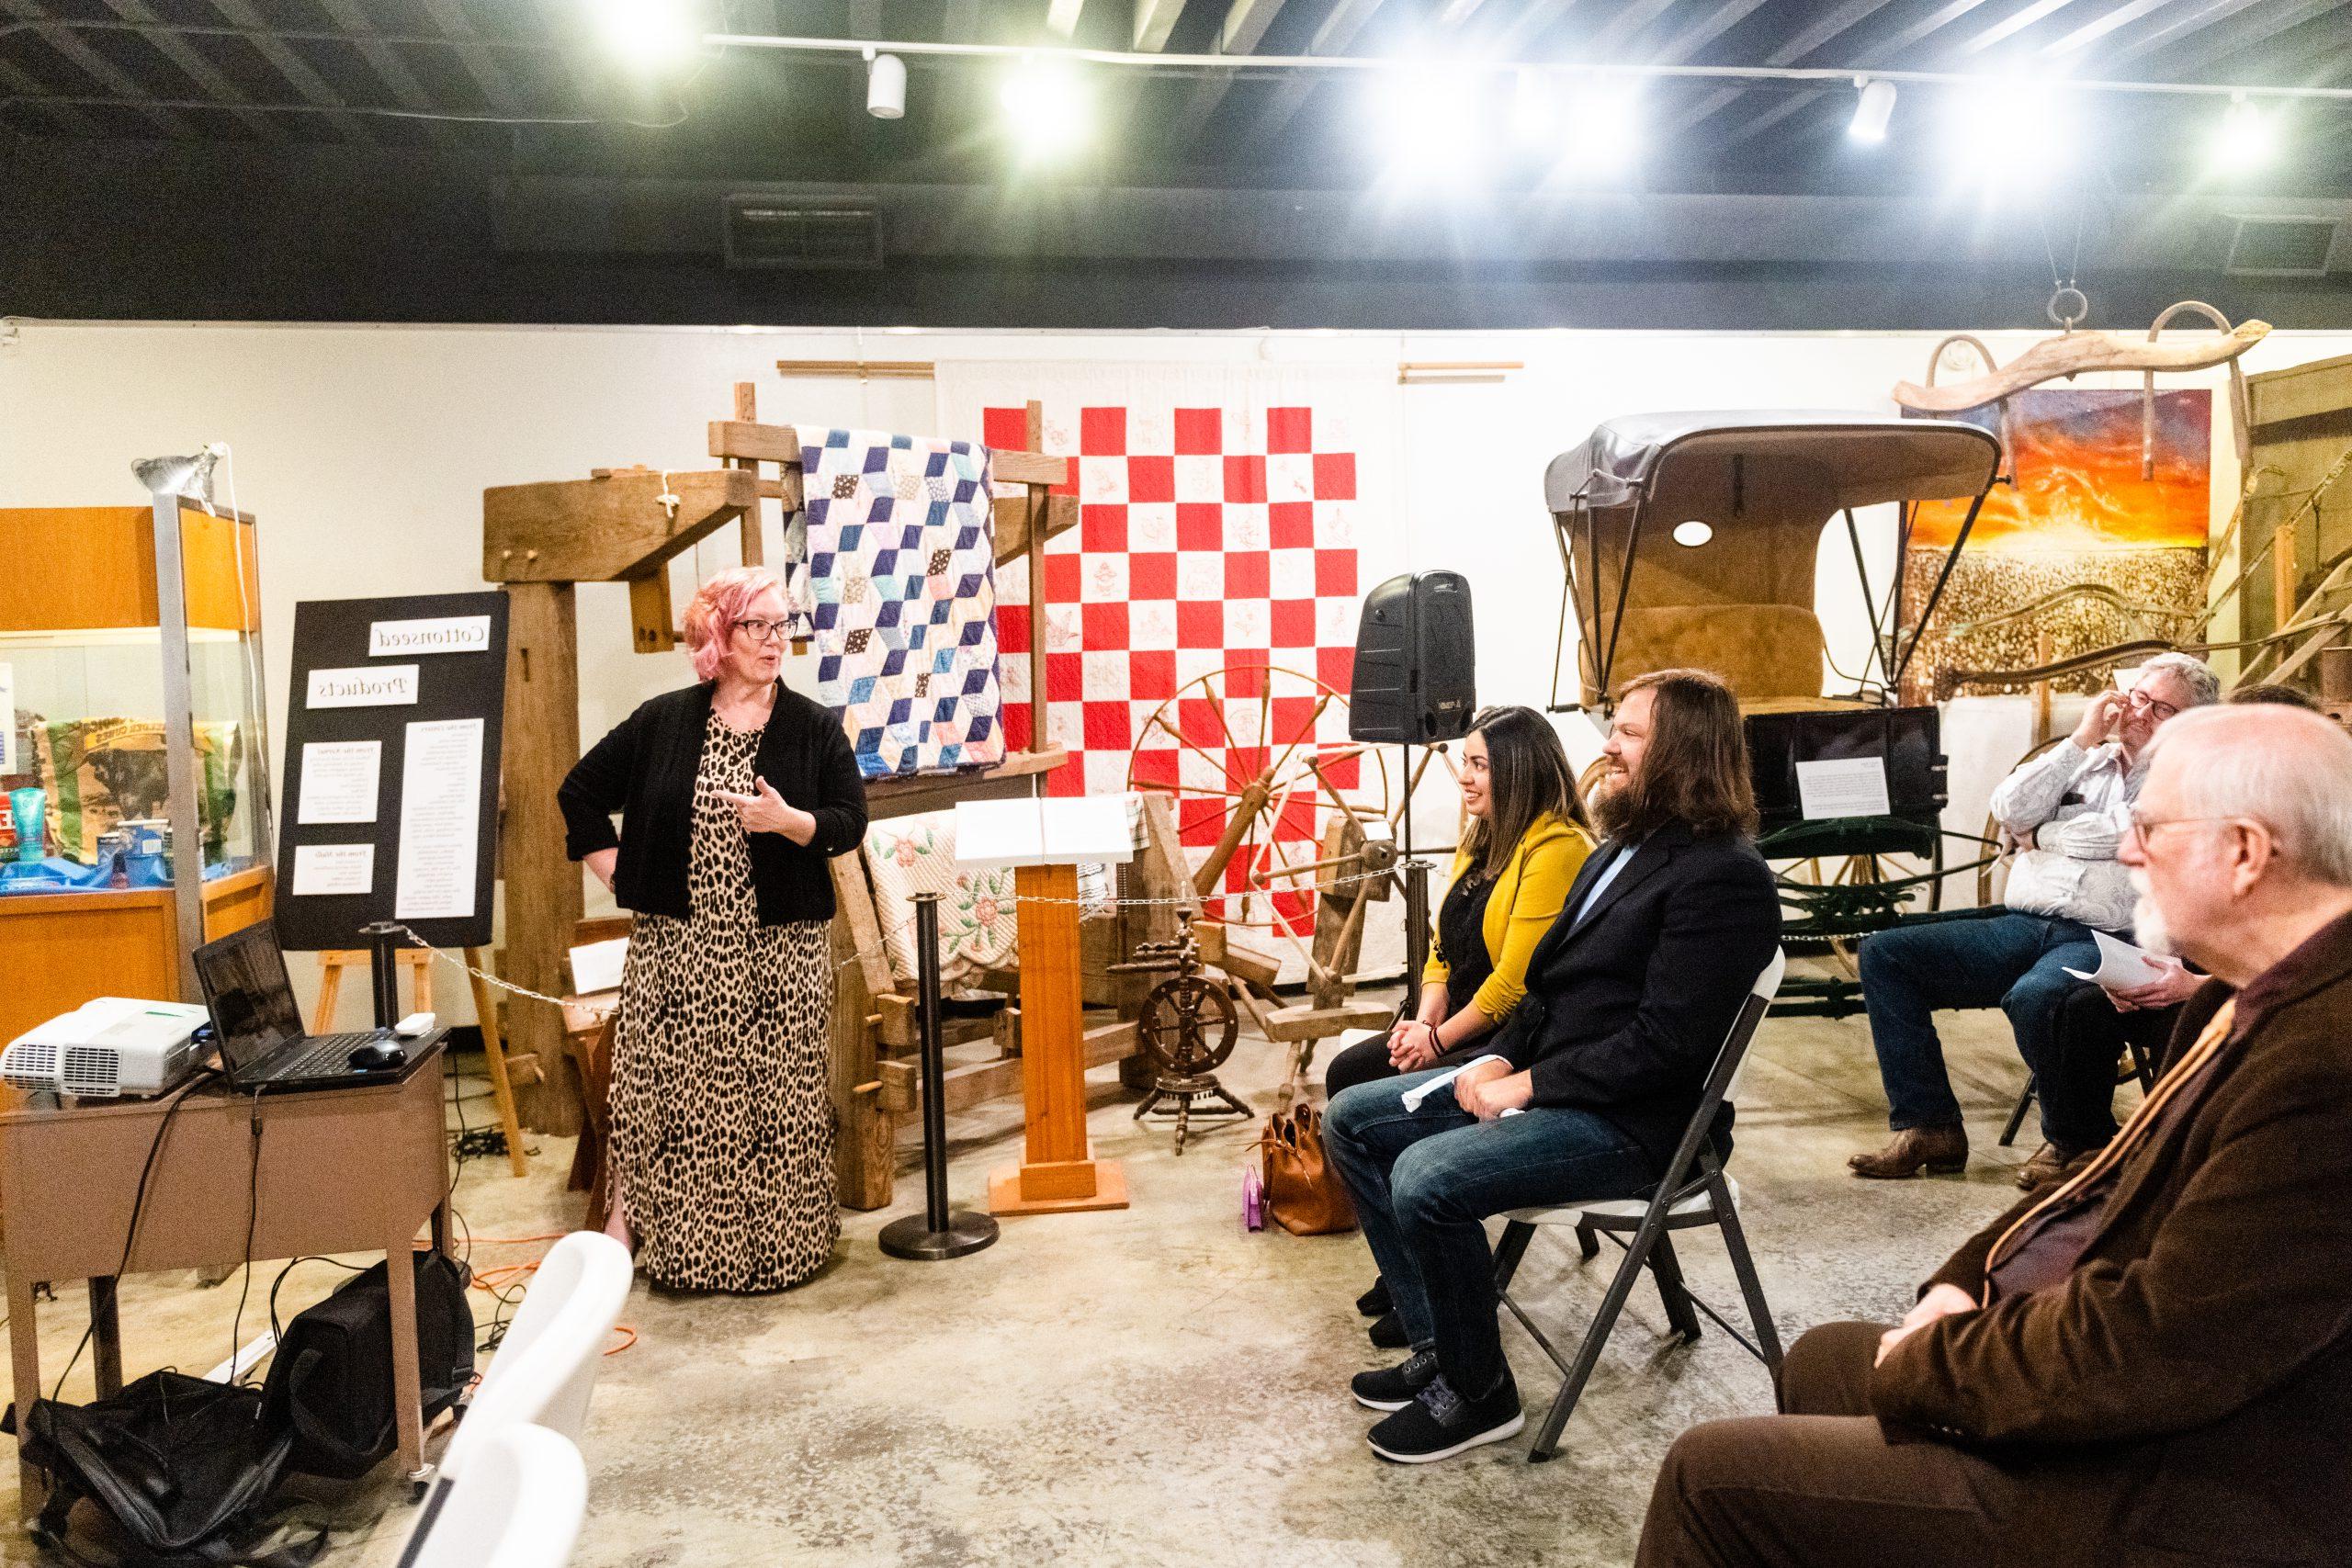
[713, 775, 817, 845]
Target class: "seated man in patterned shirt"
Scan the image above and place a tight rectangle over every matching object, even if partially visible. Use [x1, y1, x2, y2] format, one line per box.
[1848, 653, 2216, 1181]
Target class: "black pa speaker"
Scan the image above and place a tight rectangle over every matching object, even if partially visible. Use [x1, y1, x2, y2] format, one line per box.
[1348, 571, 1476, 743]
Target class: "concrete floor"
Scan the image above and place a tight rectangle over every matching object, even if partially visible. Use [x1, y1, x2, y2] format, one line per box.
[0, 982, 2100, 1566]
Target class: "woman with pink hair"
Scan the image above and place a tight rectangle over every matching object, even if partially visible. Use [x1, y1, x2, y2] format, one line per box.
[558, 566, 867, 1292]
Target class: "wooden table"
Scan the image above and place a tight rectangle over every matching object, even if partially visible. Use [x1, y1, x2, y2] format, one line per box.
[0, 1058, 453, 1517]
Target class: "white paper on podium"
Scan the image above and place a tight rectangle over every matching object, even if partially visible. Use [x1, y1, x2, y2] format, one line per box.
[954, 793, 1140, 870]
[2063, 930, 2170, 991]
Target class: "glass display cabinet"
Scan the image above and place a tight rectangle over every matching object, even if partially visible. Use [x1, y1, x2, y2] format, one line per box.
[0, 501, 276, 1049]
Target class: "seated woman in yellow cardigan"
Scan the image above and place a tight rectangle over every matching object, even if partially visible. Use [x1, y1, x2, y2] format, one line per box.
[1322, 703, 1592, 1348]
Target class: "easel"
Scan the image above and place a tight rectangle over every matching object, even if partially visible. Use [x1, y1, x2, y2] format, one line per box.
[312, 942, 529, 1179]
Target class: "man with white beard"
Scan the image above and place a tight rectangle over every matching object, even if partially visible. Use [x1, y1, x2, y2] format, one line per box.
[1634, 704, 2352, 1568]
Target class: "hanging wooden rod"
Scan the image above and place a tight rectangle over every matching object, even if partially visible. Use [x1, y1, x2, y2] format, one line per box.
[776, 359, 936, 380]
[1398, 360, 1523, 385]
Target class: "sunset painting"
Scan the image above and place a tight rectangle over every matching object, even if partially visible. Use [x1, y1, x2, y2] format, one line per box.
[1910, 389, 2211, 552]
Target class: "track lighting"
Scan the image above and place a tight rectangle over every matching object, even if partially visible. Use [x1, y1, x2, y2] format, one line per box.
[1849, 78, 1895, 142]
[866, 49, 906, 119]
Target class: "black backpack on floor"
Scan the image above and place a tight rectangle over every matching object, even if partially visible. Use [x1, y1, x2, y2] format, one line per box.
[16, 1369, 311, 1567]
[261, 1250, 476, 1482]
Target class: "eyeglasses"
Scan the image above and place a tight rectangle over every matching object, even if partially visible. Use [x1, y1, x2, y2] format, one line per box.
[733, 617, 785, 644]
[2123, 808, 2243, 843]
[2125, 688, 2181, 723]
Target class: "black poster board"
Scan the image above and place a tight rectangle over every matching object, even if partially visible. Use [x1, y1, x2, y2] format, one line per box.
[273, 592, 507, 951]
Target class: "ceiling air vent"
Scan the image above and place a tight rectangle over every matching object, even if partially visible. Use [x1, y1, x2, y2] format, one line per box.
[720, 197, 884, 270]
[2224, 216, 2339, 278]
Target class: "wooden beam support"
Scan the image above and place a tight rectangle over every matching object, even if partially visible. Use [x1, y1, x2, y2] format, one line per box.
[991, 450, 1071, 488]
[990, 491, 1080, 566]
[484, 468, 757, 584]
[499, 581, 585, 1134]
[708, 419, 803, 464]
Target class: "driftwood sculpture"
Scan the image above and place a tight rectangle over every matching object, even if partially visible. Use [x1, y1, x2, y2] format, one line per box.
[1894, 315, 2268, 415]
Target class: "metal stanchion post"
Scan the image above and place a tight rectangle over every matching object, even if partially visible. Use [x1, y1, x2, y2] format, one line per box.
[1402, 858, 1431, 991]
[880, 893, 1000, 1261]
[362, 919, 402, 1030]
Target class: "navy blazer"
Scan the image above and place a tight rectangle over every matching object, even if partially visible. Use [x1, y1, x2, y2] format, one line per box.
[1487, 822, 1781, 1172]
[558, 682, 867, 926]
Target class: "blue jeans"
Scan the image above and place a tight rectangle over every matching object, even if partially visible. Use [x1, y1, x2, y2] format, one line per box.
[1856, 908, 2103, 1134]
[1325, 1070, 1656, 1399]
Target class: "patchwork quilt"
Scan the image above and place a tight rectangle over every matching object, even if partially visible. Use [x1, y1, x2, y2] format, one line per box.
[799, 429, 1006, 779]
[861, 811, 1018, 988]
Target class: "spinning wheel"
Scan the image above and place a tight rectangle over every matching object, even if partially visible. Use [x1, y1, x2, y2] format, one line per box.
[1125, 660, 1391, 942]
[1124, 661, 1406, 1080]
[1115, 917, 1252, 1155]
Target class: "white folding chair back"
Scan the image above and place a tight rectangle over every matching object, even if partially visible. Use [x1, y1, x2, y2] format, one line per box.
[444, 1232, 632, 1477]
[405, 1426, 586, 1568]
[1718, 946, 1785, 1103]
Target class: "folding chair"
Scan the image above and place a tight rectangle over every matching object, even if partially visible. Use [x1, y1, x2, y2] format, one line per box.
[1999, 987, 2165, 1147]
[1493, 947, 1787, 1462]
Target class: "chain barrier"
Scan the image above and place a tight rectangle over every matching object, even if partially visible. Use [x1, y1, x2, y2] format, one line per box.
[390, 864, 1406, 1021]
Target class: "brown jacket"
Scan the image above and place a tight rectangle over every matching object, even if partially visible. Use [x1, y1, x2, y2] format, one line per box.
[1871, 910, 2352, 1568]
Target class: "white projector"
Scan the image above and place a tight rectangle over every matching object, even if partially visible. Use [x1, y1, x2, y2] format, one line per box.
[2, 998, 211, 1098]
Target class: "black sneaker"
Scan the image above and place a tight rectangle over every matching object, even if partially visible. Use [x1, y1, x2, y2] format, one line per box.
[1355, 1277, 1392, 1318]
[1351, 1348, 1439, 1412]
[1367, 1310, 1408, 1349]
[1366, 1371, 1524, 1463]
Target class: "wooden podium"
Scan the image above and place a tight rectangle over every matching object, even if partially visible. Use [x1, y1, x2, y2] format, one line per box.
[956, 797, 1136, 1216]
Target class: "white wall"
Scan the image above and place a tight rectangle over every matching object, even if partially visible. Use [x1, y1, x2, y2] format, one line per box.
[6, 320, 2348, 1021]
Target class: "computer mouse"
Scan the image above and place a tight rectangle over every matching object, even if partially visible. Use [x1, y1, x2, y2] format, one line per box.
[349, 1039, 406, 1072]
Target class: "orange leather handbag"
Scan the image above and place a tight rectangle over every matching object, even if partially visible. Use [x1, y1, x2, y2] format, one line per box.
[1258, 1100, 1359, 1236]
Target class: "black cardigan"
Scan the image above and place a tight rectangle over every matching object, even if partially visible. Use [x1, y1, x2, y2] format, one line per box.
[558, 682, 868, 926]
[1488, 823, 1781, 1172]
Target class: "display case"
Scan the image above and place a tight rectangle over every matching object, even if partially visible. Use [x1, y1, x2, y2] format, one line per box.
[0, 502, 275, 1049]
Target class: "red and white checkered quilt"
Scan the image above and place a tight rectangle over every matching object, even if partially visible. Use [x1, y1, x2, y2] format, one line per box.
[979, 399, 1373, 938]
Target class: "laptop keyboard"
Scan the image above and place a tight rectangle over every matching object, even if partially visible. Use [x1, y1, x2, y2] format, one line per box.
[277, 1031, 398, 1077]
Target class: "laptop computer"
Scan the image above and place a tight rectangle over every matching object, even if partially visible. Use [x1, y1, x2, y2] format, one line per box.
[193, 922, 446, 1090]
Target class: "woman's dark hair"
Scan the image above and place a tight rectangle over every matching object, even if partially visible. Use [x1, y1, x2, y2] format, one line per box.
[1592, 668, 1759, 840]
[1460, 705, 1587, 879]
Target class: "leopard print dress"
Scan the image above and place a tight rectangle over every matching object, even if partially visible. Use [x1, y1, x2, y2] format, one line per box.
[608, 712, 838, 1292]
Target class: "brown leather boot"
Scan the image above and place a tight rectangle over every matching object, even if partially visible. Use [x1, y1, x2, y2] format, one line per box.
[2017, 1142, 2096, 1190]
[1849, 1124, 1969, 1179]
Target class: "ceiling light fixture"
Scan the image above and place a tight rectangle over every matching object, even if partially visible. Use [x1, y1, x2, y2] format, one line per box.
[1374, 65, 1480, 175]
[2209, 94, 2277, 175]
[1951, 82, 2064, 187]
[1849, 77, 1895, 142]
[585, 0, 696, 67]
[1566, 82, 1640, 168]
[1511, 66, 1557, 144]
[1000, 55, 1091, 162]
[866, 48, 906, 118]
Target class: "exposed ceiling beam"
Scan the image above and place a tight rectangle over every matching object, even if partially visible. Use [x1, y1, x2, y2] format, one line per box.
[1047, 0, 1087, 36]
[1166, 0, 1292, 148]
[1651, 0, 1776, 65]
[1133, 0, 1185, 51]
[1584, 0, 1684, 60]
[202, 0, 377, 146]
[417, 0, 530, 115]
[310, 0, 458, 147]
[0, 50, 97, 132]
[2131, 0, 2349, 70]
[0, 0, 190, 136]
[2043, 0, 2175, 59]
[1665, 0, 1900, 134]
[1491, 0, 1577, 55]
[1956, 0, 2076, 55]
[1240, 0, 1385, 150]
[95, 0, 282, 140]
